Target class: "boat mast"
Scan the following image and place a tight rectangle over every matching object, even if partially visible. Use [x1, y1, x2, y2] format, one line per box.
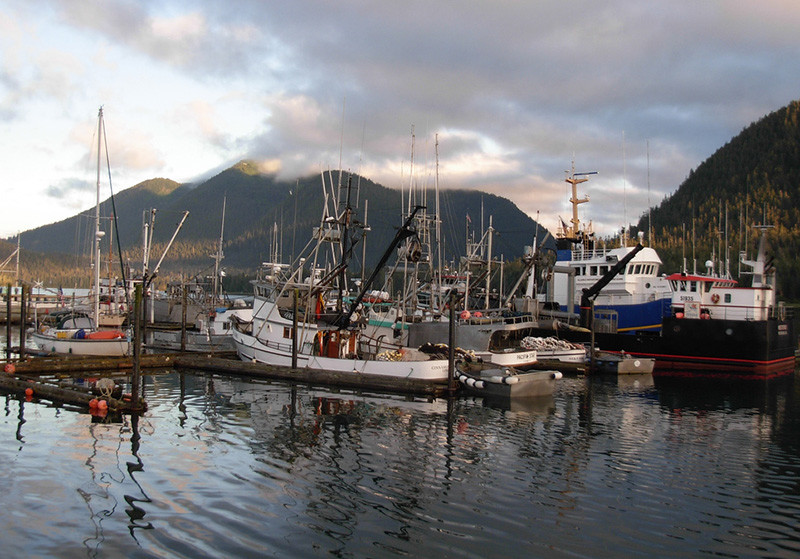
[434, 134, 443, 311]
[93, 107, 104, 328]
[212, 195, 226, 302]
[563, 162, 596, 248]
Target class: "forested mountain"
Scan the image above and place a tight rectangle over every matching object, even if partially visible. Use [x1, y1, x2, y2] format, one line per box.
[634, 99, 800, 300]
[8, 98, 800, 298]
[2, 161, 549, 291]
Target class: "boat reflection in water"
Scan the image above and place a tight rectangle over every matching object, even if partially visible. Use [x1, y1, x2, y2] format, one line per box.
[1, 370, 798, 558]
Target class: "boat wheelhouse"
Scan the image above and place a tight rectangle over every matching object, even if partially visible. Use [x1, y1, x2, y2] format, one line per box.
[537, 165, 672, 333]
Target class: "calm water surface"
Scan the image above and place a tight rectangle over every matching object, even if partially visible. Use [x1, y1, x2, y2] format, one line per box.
[1, 368, 799, 558]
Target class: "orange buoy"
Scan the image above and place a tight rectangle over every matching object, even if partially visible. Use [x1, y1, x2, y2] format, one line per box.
[4, 363, 14, 374]
[97, 400, 108, 410]
[89, 398, 99, 409]
[24, 387, 33, 397]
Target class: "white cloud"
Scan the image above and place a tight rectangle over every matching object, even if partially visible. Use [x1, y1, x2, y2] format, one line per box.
[0, 0, 798, 241]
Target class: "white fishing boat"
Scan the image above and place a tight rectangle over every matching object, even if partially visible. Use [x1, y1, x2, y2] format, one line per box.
[31, 108, 130, 357]
[146, 196, 253, 352]
[535, 164, 672, 333]
[148, 301, 252, 352]
[232, 175, 451, 381]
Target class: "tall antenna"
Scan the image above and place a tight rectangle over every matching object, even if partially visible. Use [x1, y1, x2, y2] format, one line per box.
[646, 139, 652, 245]
[622, 131, 627, 246]
[337, 97, 346, 200]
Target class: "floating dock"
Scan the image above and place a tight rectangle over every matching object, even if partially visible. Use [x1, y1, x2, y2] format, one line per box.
[174, 354, 450, 397]
[0, 348, 596, 410]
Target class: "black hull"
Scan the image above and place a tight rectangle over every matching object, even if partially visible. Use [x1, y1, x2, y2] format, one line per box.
[537, 317, 796, 379]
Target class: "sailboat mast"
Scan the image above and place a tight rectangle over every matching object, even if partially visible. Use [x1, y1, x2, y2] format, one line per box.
[434, 134, 443, 311]
[213, 195, 226, 301]
[93, 107, 103, 328]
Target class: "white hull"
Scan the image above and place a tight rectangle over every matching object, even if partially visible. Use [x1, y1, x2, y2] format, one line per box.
[232, 328, 450, 381]
[31, 331, 130, 356]
[478, 349, 539, 367]
[536, 348, 586, 363]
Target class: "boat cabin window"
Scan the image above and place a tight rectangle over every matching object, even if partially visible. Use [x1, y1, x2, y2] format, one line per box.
[600, 265, 609, 275]
[724, 293, 732, 303]
[590, 265, 598, 276]
[689, 281, 697, 293]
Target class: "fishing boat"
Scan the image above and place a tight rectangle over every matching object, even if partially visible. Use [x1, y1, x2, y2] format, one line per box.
[30, 108, 130, 357]
[231, 176, 451, 381]
[146, 197, 253, 352]
[147, 300, 252, 352]
[455, 360, 562, 399]
[541, 225, 795, 379]
[536, 164, 672, 333]
[644, 224, 795, 377]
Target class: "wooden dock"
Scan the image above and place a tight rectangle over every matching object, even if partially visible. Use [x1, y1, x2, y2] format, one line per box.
[2, 352, 451, 401]
[173, 354, 450, 397]
[5, 353, 180, 375]
[0, 373, 142, 412]
[1, 348, 593, 409]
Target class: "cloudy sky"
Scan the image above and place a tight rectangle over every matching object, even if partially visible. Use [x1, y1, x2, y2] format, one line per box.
[2, 1, 799, 241]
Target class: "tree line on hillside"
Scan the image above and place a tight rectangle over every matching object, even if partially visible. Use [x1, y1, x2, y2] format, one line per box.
[7, 99, 800, 301]
[635, 99, 800, 300]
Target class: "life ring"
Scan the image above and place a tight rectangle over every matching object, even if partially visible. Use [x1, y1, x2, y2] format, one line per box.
[711, 293, 720, 304]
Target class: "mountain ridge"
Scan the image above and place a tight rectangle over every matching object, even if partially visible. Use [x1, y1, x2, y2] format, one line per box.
[4, 164, 549, 290]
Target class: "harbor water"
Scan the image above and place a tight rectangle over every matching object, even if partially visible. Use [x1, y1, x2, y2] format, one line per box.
[1, 368, 799, 558]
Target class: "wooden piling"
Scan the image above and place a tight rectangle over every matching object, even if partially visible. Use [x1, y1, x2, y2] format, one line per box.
[131, 283, 142, 410]
[18, 284, 26, 359]
[180, 284, 187, 351]
[447, 292, 458, 395]
[5, 283, 11, 358]
[291, 288, 298, 369]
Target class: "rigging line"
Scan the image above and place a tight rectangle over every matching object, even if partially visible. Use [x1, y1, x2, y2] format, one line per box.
[101, 115, 130, 310]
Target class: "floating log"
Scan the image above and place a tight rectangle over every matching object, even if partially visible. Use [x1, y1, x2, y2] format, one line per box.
[0, 374, 144, 412]
[174, 354, 449, 397]
[4, 353, 181, 375]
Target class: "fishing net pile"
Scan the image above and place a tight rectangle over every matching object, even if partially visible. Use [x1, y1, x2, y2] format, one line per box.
[520, 336, 584, 351]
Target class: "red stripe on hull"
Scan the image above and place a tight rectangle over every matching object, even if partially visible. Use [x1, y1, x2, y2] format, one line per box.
[652, 357, 795, 380]
[598, 350, 796, 379]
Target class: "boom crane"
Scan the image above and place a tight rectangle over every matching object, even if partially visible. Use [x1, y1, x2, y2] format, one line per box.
[579, 243, 643, 330]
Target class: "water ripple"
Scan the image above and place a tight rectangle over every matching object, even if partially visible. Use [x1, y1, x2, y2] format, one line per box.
[1, 372, 799, 557]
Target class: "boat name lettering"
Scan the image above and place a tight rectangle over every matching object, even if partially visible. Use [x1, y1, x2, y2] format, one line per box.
[680, 296, 695, 302]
